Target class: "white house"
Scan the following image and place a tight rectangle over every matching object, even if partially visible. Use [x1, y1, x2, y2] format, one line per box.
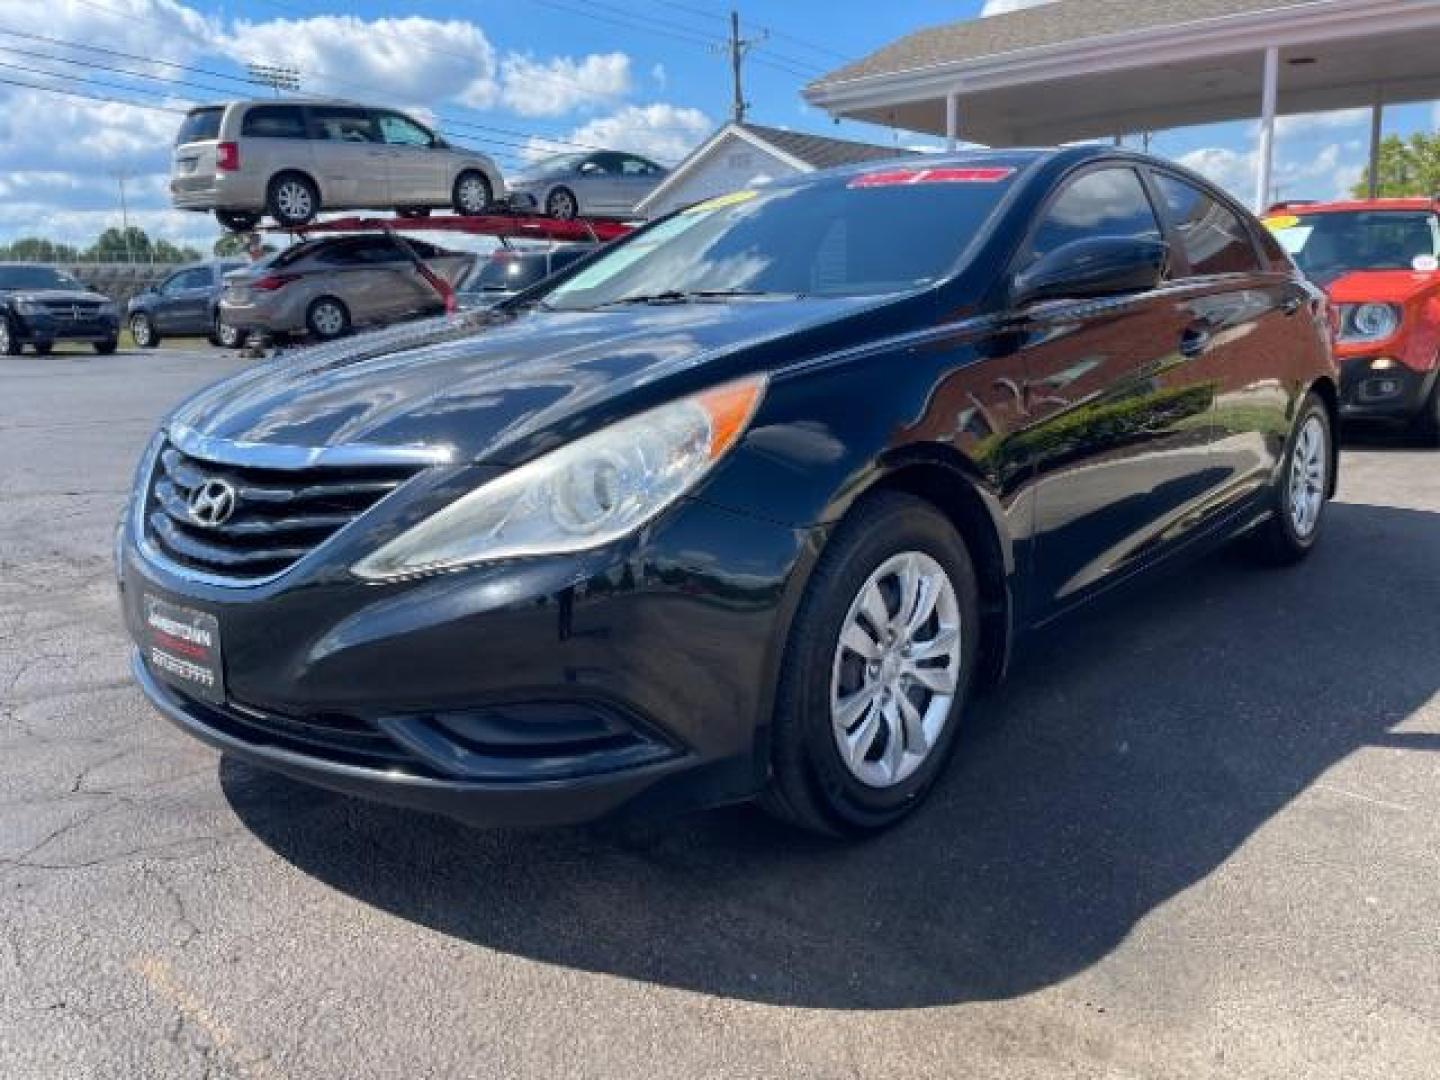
[635, 121, 913, 219]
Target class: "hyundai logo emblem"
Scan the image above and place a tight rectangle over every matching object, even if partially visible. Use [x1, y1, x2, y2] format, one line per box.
[187, 479, 238, 528]
[72, 304, 82, 321]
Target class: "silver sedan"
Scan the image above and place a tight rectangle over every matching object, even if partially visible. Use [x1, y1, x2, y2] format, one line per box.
[506, 151, 667, 220]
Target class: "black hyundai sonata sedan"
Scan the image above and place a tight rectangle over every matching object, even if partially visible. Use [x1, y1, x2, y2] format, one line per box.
[118, 147, 1338, 835]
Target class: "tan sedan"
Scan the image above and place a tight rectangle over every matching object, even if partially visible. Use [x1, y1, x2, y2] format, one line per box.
[219, 235, 474, 341]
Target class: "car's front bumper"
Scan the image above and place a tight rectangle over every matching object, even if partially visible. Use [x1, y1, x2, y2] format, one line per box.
[119, 496, 817, 827]
[12, 309, 119, 345]
[1339, 356, 1437, 421]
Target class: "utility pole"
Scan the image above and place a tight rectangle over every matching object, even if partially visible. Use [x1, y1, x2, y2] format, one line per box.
[721, 9, 766, 124]
[108, 169, 133, 263]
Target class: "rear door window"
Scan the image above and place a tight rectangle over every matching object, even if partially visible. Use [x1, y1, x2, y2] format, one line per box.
[241, 105, 307, 140]
[1154, 174, 1262, 275]
[1027, 167, 1162, 265]
[312, 107, 380, 144]
[175, 107, 223, 145]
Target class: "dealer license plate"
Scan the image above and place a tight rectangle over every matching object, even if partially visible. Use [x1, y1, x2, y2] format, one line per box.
[143, 594, 224, 704]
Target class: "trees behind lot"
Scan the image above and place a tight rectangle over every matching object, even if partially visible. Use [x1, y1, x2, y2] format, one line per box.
[0, 227, 203, 264]
[1352, 133, 1440, 198]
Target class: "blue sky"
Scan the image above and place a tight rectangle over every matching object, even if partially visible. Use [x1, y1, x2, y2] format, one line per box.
[0, 0, 1434, 249]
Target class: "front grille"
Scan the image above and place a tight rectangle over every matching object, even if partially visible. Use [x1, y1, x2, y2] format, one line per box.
[143, 440, 424, 581]
[42, 300, 103, 320]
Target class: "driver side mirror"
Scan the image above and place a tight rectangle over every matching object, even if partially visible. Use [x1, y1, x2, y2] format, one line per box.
[1012, 236, 1169, 308]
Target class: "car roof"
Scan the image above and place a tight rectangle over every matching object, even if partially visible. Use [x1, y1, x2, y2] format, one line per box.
[1268, 198, 1438, 215]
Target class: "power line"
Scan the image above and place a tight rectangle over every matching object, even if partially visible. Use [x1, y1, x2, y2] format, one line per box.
[654, 1, 849, 65]
[0, 73, 185, 113]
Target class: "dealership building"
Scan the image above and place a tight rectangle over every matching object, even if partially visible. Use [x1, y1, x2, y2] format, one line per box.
[804, 0, 1440, 210]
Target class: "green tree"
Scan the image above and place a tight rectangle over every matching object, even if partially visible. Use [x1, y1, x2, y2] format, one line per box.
[86, 226, 153, 262]
[153, 239, 203, 263]
[0, 237, 80, 261]
[1352, 132, 1440, 198]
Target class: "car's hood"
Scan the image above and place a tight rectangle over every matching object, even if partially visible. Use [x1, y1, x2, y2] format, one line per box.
[1323, 269, 1440, 304]
[4, 288, 110, 304]
[168, 298, 869, 465]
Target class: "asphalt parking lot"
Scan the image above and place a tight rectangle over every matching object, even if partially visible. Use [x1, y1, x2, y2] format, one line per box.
[2, 346, 1438, 1079]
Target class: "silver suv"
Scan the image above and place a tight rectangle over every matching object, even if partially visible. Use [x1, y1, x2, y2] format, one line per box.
[170, 99, 505, 230]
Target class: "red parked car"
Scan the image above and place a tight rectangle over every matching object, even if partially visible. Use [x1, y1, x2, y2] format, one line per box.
[1265, 198, 1440, 440]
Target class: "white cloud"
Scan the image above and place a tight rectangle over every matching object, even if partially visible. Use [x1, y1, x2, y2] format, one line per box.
[0, 0, 217, 69]
[1178, 140, 1362, 204]
[522, 103, 712, 165]
[980, 0, 1055, 14]
[220, 16, 501, 111]
[652, 63, 667, 89]
[499, 52, 630, 118]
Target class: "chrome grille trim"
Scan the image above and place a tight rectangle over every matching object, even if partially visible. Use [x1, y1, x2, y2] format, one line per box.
[169, 423, 454, 470]
[135, 428, 434, 588]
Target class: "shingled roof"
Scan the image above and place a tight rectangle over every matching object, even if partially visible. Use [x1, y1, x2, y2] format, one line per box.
[737, 122, 914, 169]
[811, 0, 1319, 87]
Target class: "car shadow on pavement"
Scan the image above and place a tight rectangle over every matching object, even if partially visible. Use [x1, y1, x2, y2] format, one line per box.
[221, 500, 1440, 1009]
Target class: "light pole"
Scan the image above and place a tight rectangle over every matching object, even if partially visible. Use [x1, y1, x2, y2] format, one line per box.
[108, 168, 134, 263]
[245, 62, 301, 97]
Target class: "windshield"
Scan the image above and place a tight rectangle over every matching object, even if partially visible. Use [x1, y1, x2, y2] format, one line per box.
[0, 266, 84, 290]
[525, 153, 587, 178]
[1266, 210, 1440, 276]
[466, 253, 549, 293]
[176, 107, 224, 146]
[542, 170, 1018, 311]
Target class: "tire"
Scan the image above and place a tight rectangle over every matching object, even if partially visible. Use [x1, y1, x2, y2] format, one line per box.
[453, 171, 492, 216]
[396, 207, 432, 219]
[130, 313, 159, 349]
[305, 296, 350, 341]
[546, 186, 578, 221]
[1410, 378, 1440, 447]
[213, 316, 241, 350]
[32, 342, 53, 356]
[1249, 391, 1332, 565]
[94, 338, 118, 356]
[762, 491, 981, 836]
[215, 210, 260, 233]
[0, 315, 19, 356]
[267, 172, 319, 227]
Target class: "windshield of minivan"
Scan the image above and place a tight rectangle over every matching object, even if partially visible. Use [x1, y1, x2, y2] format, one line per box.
[1267, 210, 1440, 276]
[175, 107, 224, 146]
[543, 171, 1018, 311]
[0, 266, 84, 291]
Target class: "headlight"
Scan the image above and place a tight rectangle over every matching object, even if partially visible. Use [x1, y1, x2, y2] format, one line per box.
[15, 299, 44, 315]
[352, 375, 767, 580]
[99, 301, 119, 317]
[1342, 303, 1401, 342]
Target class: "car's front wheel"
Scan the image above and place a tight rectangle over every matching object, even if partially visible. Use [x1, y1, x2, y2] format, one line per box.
[211, 314, 241, 349]
[1250, 390, 1332, 564]
[0, 314, 19, 356]
[546, 187, 578, 220]
[453, 171, 492, 216]
[305, 296, 350, 341]
[267, 173, 319, 227]
[130, 313, 159, 349]
[763, 491, 980, 836]
[93, 338, 118, 356]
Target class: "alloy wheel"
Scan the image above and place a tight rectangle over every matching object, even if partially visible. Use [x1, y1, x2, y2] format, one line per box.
[548, 189, 577, 220]
[216, 320, 240, 348]
[131, 315, 152, 348]
[457, 174, 490, 214]
[0, 319, 10, 354]
[275, 180, 313, 222]
[310, 302, 346, 338]
[1289, 414, 1327, 537]
[830, 551, 962, 789]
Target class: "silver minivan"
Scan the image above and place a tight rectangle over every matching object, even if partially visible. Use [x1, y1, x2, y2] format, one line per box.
[170, 99, 505, 230]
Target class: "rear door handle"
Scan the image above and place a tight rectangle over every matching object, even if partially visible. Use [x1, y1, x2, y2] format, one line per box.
[1180, 323, 1213, 358]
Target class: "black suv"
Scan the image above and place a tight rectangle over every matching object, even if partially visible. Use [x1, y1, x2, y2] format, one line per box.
[0, 264, 120, 356]
[127, 260, 247, 349]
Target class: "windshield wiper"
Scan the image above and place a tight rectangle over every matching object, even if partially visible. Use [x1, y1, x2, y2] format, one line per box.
[592, 289, 797, 308]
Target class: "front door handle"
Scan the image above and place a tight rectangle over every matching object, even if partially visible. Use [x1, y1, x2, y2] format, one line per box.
[1180, 323, 1213, 358]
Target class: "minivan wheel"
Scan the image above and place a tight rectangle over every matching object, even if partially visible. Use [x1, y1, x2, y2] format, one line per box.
[546, 187, 578, 220]
[305, 297, 350, 341]
[453, 171, 492, 216]
[215, 210, 260, 233]
[1249, 391, 1332, 565]
[268, 173, 319, 227]
[763, 491, 980, 836]
[130, 313, 159, 349]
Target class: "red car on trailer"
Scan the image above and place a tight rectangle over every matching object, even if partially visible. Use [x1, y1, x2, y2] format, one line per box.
[1264, 198, 1440, 440]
